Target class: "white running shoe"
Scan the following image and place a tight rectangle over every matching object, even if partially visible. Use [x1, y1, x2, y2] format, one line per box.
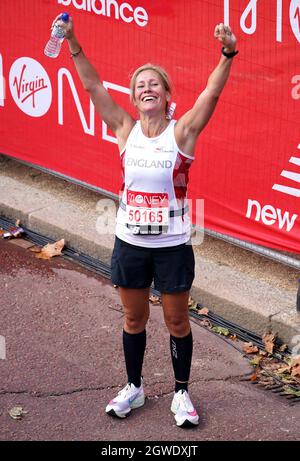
[171, 389, 199, 427]
[105, 381, 145, 418]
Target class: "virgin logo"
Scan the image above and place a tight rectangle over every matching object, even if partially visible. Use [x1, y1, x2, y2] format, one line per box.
[9, 58, 52, 117]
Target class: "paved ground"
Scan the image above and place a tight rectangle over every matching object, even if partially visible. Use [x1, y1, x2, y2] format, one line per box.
[0, 238, 299, 442]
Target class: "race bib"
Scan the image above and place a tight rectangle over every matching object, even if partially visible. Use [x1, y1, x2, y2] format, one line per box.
[126, 190, 169, 234]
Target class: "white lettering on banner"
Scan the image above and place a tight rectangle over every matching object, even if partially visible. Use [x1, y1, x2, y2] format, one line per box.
[240, 0, 257, 35]
[57, 0, 148, 27]
[224, 0, 300, 43]
[57, 70, 128, 140]
[277, 0, 283, 42]
[0, 55, 132, 140]
[273, 184, 300, 197]
[120, 3, 133, 24]
[290, 0, 300, 43]
[0, 53, 4, 106]
[9, 58, 52, 117]
[102, 81, 130, 144]
[290, 153, 300, 165]
[58, 68, 95, 134]
[223, 0, 230, 25]
[291, 75, 300, 99]
[280, 169, 300, 182]
[246, 199, 298, 231]
[273, 144, 300, 197]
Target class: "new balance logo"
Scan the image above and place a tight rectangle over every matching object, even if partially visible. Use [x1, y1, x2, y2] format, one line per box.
[246, 199, 298, 232]
[272, 145, 300, 197]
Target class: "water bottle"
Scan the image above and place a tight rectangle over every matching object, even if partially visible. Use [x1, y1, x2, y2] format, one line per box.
[297, 278, 300, 312]
[44, 12, 69, 58]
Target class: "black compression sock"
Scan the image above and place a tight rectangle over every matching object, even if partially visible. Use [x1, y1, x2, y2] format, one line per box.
[170, 331, 193, 393]
[123, 329, 146, 388]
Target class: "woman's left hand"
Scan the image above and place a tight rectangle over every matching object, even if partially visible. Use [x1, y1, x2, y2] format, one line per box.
[214, 23, 237, 52]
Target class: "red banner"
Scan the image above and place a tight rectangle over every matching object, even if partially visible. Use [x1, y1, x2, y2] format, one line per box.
[1, 1, 300, 253]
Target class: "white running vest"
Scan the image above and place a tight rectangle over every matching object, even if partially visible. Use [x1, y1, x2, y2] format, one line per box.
[116, 120, 194, 248]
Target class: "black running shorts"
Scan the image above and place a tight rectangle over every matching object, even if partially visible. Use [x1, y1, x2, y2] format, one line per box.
[111, 236, 195, 293]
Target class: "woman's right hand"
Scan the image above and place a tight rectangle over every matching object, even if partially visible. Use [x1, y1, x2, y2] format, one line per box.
[51, 13, 74, 40]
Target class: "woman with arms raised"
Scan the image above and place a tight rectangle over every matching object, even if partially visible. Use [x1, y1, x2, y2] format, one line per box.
[54, 14, 238, 428]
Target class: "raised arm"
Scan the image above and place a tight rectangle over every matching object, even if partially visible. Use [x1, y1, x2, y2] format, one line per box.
[175, 23, 237, 156]
[54, 15, 135, 149]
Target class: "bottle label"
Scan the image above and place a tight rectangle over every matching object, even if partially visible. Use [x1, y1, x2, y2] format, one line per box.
[52, 24, 65, 39]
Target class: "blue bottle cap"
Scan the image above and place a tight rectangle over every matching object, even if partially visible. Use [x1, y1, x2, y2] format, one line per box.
[60, 12, 69, 22]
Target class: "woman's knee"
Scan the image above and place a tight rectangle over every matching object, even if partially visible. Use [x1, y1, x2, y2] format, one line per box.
[164, 315, 190, 337]
[120, 287, 150, 333]
[124, 313, 149, 333]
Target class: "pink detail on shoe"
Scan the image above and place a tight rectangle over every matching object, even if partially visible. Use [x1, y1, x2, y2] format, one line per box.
[188, 409, 198, 417]
[109, 400, 116, 404]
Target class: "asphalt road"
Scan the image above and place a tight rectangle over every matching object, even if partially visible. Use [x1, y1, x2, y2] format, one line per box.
[0, 237, 299, 443]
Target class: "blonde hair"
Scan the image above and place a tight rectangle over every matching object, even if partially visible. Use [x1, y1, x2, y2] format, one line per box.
[130, 63, 172, 113]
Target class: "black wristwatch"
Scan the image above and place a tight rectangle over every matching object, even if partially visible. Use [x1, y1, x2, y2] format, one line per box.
[221, 47, 239, 58]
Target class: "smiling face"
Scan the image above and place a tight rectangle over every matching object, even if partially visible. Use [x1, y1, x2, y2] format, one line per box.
[132, 69, 171, 116]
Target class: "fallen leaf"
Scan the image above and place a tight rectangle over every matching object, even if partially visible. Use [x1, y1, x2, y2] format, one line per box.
[8, 406, 28, 420]
[291, 356, 300, 378]
[197, 307, 209, 316]
[30, 245, 43, 253]
[259, 376, 275, 386]
[188, 296, 198, 310]
[149, 295, 161, 305]
[229, 334, 237, 341]
[249, 356, 262, 367]
[200, 319, 211, 328]
[262, 331, 277, 354]
[15, 219, 21, 227]
[211, 326, 230, 336]
[35, 239, 65, 260]
[290, 355, 300, 367]
[277, 374, 295, 384]
[279, 344, 288, 352]
[276, 365, 291, 374]
[283, 357, 293, 366]
[250, 371, 258, 381]
[259, 350, 268, 356]
[267, 361, 283, 371]
[282, 386, 300, 397]
[243, 342, 259, 354]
